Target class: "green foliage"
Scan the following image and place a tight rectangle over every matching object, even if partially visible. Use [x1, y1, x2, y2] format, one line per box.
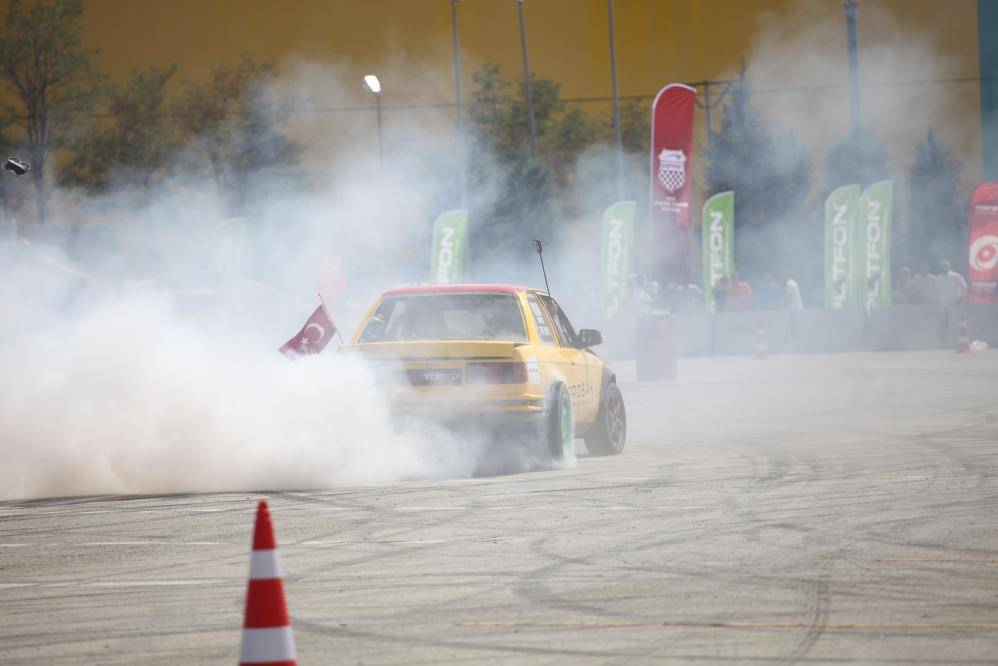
[617, 98, 650, 155]
[703, 75, 813, 279]
[0, 0, 107, 222]
[61, 65, 180, 192]
[466, 63, 512, 155]
[906, 130, 964, 270]
[464, 63, 607, 272]
[547, 108, 599, 188]
[465, 63, 601, 188]
[0, 122, 26, 222]
[173, 54, 301, 207]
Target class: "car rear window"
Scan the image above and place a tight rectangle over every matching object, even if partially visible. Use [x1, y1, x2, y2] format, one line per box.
[359, 293, 528, 342]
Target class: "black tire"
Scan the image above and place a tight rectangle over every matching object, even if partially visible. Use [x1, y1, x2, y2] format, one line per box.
[542, 382, 574, 463]
[584, 382, 626, 456]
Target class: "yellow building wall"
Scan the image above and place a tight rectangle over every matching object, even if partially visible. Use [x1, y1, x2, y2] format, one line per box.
[77, 0, 984, 206]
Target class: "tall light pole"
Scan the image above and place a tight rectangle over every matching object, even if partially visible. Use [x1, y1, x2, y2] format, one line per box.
[516, 0, 538, 158]
[607, 0, 624, 200]
[843, 0, 861, 133]
[363, 74, 386, 262]
[363, 74, 384, 168]
[451, 0, 467, 207]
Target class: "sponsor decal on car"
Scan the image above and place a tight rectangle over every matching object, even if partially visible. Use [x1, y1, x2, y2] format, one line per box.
[526, 357, 541, 385]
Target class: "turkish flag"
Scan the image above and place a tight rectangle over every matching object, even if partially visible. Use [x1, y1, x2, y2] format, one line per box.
[279, 305, 336, 356]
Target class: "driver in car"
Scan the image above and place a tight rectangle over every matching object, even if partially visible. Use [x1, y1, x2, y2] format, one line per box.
[482, 307, 523, 340]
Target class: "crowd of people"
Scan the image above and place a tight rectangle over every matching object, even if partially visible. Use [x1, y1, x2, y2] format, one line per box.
[893, 260, 968, 306]
[633, 258, 967, 315]
[654, 272, 802, 314]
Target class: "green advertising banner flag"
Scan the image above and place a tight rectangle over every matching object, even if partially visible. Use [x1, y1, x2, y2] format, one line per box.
[825, 184, 860, 309]
[701, 191, 734, 312]
[856, 180, 893, 309]
[430, 209, 469, 284]
[601, 201, 635, 316]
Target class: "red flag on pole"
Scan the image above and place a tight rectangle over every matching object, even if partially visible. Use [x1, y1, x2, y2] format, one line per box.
[650, 83, 697, 284]
[279, 305, 336, 356]
[968, 182, 998, 303]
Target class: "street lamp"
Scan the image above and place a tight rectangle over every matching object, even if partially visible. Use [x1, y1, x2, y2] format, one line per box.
[843, 0, 861, 133]
[516, 0, 538, 158]
[363, 74, 387, 263]
[451, 0, 467, 208]
[607, 0, 624, 200]
[363, 74, 384, 167]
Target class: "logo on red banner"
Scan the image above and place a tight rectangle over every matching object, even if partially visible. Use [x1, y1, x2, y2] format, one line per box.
[657, 149, 687, 193]
[968, 183, 998, 303]
[970, 234, 998, 272]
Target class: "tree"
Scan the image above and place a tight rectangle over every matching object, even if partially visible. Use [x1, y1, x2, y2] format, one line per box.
[61, 65, 180, 193]
[546, 107, 599, 190]
[0, 122, 27, 226]
[464, 64, 565, 273]
[0, 0, 107, 223]
[617, 97, 650, 155]
[824, 127, 891, 191]
[906, 130, 964, 271]
[465, 63, 601, 188]
[466, 63, 513, 159]
[173, 55, 301, 208]
[703, 74, 813, 279]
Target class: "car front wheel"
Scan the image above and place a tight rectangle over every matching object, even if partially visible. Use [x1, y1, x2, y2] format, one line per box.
[584, 382, 626, 456]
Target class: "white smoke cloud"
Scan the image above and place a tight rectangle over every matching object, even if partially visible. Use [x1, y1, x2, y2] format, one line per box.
[0, 55, 602, 502]
[743, 0, 972, 188]
[0, 246, 498, 500]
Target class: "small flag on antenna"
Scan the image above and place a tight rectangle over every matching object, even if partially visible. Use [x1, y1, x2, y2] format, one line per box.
[279, 305, 336, 356]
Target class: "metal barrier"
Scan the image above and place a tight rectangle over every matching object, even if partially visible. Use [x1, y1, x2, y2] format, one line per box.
[635, 304, 997, 363]
[944, 302, 998, 347]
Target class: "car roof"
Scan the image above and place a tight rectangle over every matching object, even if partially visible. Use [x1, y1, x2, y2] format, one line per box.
[380, 283, 539, 297]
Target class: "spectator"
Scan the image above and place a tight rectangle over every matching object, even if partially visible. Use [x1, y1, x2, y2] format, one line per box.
[756, 272, 783, 309]
[936, 259, 968, 306]
[728, 271, 754, 310]
[893, 266, 913, 304]
[672, 281, 704, 313]
[713, 276, 729, 311]
[909, 261, 939, 304]
[781, 273, 803, 310]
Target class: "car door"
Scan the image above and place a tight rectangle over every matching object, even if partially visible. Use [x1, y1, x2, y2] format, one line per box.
[537, 294, 598, 422]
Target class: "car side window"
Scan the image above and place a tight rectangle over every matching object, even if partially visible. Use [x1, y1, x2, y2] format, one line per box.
[526, 293, 555, 346]
[539, 295, 578, 348]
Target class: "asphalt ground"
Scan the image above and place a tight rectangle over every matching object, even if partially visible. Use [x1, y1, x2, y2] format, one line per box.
[1, 350, 997, 664]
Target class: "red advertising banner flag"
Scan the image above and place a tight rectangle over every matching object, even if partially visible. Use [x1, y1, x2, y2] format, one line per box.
[968, 182, 998, 303]
[650, 83, 697, 283]
[279, 305, 337, 356]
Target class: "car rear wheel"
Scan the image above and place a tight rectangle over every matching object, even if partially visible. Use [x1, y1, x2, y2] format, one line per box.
[584, 382, 626, 456]
[543, 382, 574, 463]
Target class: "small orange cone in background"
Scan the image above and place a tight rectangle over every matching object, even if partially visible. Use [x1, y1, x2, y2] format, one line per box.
[755, 325, 769, 360]
[240, 501, 297, 666]
[956, 314, 971, 353]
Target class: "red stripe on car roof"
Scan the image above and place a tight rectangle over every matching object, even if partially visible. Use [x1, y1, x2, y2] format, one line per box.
[381, 284, 534, 296]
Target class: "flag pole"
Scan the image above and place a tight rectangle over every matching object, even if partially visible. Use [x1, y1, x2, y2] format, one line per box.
[318, 292, 346, 345]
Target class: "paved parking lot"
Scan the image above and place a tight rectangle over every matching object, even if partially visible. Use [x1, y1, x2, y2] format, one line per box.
[2, 351, 996, 664]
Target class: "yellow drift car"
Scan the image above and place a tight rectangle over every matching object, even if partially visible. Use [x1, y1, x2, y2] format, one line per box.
[343, 284, 626, 462]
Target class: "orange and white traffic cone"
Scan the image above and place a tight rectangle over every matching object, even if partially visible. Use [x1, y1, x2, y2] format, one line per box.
[755, 325, 769, 360]
[239, 501, 296, 666]
[956, 314, 971, 353]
